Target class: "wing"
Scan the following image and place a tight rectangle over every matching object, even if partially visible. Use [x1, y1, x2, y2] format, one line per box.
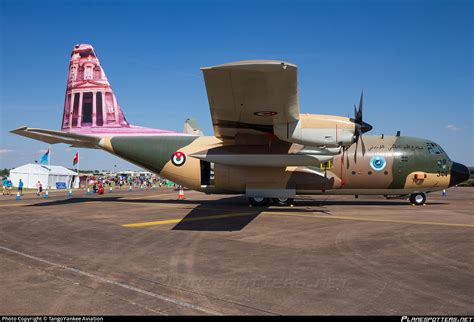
[201, 60, 299, 140]
[10, 126, 101, 148]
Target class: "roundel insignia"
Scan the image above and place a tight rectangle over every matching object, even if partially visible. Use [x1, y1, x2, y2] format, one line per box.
[253, 111, 278, 117]
[171, 151, 186, 167]
[370, 155, 387, 171]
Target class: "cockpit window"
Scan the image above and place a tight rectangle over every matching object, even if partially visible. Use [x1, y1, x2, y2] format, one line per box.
[426, 143, 444, 155]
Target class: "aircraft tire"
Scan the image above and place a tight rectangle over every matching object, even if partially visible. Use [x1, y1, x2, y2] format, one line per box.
[409, 192, 426, 206]
[248, 197, 271, 207]
[272, 197, 294, 206]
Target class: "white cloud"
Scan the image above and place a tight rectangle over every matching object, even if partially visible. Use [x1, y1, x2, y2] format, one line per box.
[0, 149, 14, 156]
[446, 124, 462, 131]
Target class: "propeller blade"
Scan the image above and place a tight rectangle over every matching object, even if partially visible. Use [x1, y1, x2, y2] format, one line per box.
[353, 136, 359, 162]
[360, 130, 366, 156]
[357, 90, 364, 122]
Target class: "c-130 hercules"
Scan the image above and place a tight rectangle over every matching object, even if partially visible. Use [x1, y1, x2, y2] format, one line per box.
[12, 44, 469, 206]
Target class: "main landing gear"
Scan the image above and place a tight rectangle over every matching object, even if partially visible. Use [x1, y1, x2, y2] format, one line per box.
[248, 197, 294, 207]
[409, 192, 426, 206]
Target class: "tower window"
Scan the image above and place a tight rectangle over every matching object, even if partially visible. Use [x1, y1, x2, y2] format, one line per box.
[96, 92, 103, 126]
[82, 92, 93, 124]
[72, 93, 80, 127]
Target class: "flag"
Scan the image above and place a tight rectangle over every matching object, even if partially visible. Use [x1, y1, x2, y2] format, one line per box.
[39, 149, 49, 165]
[73, 152, 79, 166]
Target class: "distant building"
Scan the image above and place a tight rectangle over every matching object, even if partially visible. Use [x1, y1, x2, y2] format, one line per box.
[9, 164, 79, 189]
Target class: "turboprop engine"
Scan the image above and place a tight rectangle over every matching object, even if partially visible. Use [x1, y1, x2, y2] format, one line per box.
[274, 92, 372, 149]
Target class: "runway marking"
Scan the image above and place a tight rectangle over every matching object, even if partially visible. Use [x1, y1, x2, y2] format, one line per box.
[123, 212, 257, 227]
[123, 211, 474, 229]
[273, 212, 474, 228]
[0, 245, 220, 315]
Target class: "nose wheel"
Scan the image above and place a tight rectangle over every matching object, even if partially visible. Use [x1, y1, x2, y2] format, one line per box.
[409, 192, 426, 206]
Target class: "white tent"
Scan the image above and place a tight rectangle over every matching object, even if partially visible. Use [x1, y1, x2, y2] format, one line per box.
[9, 164, 79, 190]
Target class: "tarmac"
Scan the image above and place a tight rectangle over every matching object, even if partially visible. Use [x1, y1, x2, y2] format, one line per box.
[0, 187, 473, 315]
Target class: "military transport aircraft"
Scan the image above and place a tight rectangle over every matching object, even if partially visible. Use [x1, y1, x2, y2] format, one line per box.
[11, 44, 470, 206]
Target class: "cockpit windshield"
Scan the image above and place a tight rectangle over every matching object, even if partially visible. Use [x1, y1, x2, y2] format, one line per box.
[426, 142, 444, 155]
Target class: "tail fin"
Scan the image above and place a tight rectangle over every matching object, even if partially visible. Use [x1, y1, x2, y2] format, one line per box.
[183, 118, 204, 136]
[61, 44, 130, 132]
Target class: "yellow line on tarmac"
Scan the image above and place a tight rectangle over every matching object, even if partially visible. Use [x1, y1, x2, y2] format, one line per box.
[122, 211, 474, 229]
[126, 192, 178, 200]
[0, 203, 29, 207]
[122, 212, 257, 227]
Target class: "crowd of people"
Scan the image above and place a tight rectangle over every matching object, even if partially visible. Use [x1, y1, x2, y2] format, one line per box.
[1, 174, 174, 197]
[1, 177, 26, 196]
[86, 174, 170, 193]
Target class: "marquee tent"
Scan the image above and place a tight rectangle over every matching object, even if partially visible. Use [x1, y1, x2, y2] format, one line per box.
[9, 164, 79, 190]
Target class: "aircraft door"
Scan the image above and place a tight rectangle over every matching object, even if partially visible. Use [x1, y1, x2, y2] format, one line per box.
[200, 160, 215, 186]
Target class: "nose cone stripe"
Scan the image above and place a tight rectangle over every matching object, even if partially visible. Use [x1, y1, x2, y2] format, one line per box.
[449, 162, 470, 187]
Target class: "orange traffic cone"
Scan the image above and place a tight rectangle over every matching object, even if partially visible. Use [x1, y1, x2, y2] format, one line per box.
[178, 186, 185, 200]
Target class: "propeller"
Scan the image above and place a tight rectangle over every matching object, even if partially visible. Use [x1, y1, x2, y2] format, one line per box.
[352, 91, 372, 162]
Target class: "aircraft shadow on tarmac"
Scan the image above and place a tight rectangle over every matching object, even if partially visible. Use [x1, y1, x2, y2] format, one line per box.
[26, 195, 445, 232]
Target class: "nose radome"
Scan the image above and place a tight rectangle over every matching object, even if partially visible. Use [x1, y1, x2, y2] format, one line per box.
[449, 162, 470, 187]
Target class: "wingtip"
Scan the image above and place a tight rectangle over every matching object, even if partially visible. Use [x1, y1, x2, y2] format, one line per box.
[201, 60, 297, 71]
[10, 126, 28, 134]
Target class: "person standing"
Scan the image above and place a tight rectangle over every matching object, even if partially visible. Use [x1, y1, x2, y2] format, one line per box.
[36, 181, 41, 196]
[18, 179, 24, 196]
[2, 177, 7, 195]
[7, 179, 12, 195]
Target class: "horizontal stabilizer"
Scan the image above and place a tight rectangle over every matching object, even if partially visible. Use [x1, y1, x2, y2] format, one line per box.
[183, 118, 204, 136]
[10, 126, 100, 148]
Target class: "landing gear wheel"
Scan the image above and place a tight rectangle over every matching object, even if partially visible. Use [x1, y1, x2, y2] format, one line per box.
[409, 193, 426, 206]
[272, 197, 294, 206]
[248, 197, 271, 207]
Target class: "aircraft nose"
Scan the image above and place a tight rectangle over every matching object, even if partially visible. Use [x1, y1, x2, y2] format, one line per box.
[449, 162, 470, 187]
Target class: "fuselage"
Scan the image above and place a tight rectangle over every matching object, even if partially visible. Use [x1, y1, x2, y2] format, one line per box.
[98, 134, 468, 196]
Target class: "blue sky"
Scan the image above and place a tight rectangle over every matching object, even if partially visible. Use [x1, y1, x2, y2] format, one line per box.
[0, 0, 472, 170]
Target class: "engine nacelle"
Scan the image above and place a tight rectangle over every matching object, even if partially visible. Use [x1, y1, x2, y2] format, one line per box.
[274, 114, 356, 148]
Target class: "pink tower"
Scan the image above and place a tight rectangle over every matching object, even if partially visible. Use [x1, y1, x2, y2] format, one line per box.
[61, 44, 130, 132]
